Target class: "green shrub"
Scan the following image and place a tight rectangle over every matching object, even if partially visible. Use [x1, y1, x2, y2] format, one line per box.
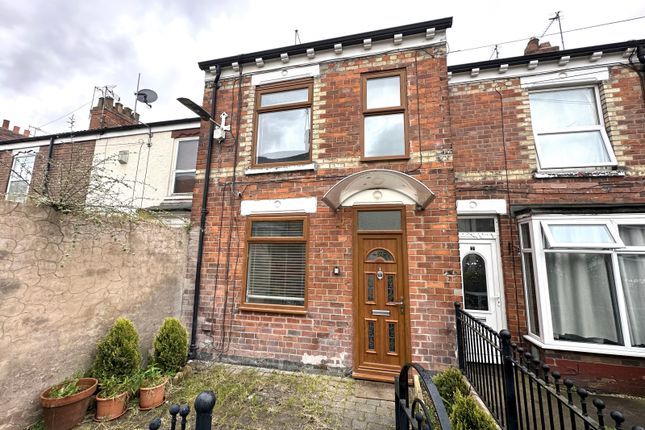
[450, 391, 498, 430]
[153, 317, 188, 374]
[91, 317, 141, 380]
[433, 367, 470, 409]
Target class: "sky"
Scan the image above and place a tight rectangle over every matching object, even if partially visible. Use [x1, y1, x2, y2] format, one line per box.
[0, 0, 644, 136]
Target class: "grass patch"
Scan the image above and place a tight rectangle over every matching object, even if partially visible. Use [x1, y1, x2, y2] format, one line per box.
[32, 363, 356, 430]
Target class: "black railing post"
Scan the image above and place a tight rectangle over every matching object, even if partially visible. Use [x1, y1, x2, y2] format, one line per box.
[454, 302, 465, 371]
[395, 372, 410, 430]
[194, 391, 216, 430]
[500, 329, 519, 430]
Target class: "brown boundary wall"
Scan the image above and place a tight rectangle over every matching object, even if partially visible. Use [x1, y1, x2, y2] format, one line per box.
[0, 201, 189, 429]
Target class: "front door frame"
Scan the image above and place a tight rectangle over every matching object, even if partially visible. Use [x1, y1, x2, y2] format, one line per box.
[352, 205, 412, 382]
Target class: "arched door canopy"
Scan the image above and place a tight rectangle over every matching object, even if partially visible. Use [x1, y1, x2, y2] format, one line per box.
[322, 169, 435, 211]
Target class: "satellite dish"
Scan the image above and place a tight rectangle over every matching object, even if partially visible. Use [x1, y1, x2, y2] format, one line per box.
[136, 89, 158, 107]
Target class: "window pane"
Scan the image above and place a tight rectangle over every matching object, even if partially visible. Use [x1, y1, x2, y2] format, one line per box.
[546, 252, 623, 345]
[536, 131, 610, 168]
[530, 88, 599, 130]
[176, 140, 198, 170]
[619, 225, 645, 247]
[246, 243, 305, 306]
[458, 218, 495, 233]
[257, 108, 310, 164]
[366, 76, 401, 109]
[251, 220, 304, 237]
[522, 252, 540, 336]
[462, 253, 489, 311]
[520, 224, 532, 249]
[6, 180, 29, 203]
[618, 254, 645, 347]
[366, 248, 395, 262]
[10, 154, 35, 181]
[364, 113, 405, 157]
[173, 172, 195, 194]
[358, 211, 401, 231]
[260, 88, 308, 107]
[546, 224, 614, 245]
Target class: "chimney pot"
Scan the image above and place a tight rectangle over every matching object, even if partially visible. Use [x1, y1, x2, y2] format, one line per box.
[525, 37, 560, 55]
[2, 119, 9, 129]
[12, 126, 20, 134]
[104, 97, 114, 108]
[124, 107, 132, 116]
[115, 102, 123, 113]
[23, 129, 30, 137]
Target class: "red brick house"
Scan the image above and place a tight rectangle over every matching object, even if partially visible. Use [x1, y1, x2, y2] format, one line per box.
[186, 18, 645, 392]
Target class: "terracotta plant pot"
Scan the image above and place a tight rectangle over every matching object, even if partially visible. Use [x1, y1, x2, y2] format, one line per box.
[95, 391, 128, 421]
[40, 377, 98, 430]
[139, 378, 167, 410]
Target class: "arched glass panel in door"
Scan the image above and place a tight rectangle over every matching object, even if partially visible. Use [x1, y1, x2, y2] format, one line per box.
[462, 253, 489, 311]
[366, 248, 395, 262]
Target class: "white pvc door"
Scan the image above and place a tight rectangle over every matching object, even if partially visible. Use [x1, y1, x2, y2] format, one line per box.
[459, 240, 505, 333]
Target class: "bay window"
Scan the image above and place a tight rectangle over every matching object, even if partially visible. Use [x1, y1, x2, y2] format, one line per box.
[520, 215, 645, 355]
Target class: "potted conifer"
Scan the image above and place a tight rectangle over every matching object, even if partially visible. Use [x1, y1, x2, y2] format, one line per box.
[39, 375, 98, 430]
[90, 317, 141, 421]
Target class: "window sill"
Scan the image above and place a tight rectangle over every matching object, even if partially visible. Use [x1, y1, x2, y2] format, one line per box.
[360, 156, 410, 163]
[533, 169, 625, 179]
[238, 304, 307, 315]
[244, 163, 317, 176]
[523, 334, 645, 358]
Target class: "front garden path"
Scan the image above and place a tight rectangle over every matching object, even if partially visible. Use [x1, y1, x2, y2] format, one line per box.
[69, 362, 395, 430]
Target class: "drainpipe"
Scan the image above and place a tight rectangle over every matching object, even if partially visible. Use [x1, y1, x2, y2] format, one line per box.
[189, 65, 222, 359]
[42, 135, 56, 197]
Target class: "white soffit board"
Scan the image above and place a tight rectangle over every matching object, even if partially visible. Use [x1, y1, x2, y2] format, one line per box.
[520, 66, 609, 89]
[457, 199, 507, 215]
[240, 197, 318, 216]
[251, 65, 320, 86]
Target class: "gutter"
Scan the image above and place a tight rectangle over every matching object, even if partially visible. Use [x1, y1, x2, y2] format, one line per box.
[189, 64, 222, 358]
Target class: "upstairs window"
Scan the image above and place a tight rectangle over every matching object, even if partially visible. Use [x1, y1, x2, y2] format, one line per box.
[362, 70, 407, 160]
[254, 80, 312, 166]
[172, 139, 198, 194]
[529, 87, 616, 170]
[6, 151, 36, 203]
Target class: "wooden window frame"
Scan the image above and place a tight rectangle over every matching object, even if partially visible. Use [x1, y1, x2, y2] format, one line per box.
[240, 215, 309, 315]
[360, 69, 409, 162]
[252, 79, 313, 168]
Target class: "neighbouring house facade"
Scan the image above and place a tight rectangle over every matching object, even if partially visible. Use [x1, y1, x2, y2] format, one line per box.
[449, 39, 645, 394]
[0, 98, 200, 222]
[186, 16, 645, 393]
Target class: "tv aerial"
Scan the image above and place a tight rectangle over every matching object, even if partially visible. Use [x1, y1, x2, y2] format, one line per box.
[135, 89, 158, 108]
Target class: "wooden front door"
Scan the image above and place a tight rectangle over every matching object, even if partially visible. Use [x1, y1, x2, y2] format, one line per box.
[353, 232, 409, 382]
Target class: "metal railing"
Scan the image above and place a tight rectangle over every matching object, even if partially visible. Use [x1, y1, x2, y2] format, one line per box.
[455, 302, 644, 430]
[395, 362, 452, 430]
[148, 391, 216, 430]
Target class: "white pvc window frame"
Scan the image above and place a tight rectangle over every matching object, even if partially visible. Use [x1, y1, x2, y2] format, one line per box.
[6, 150, 37, 203]
[168, 138, 199, 197]
[520, 214, 645, 357]
[529, 85, 617, 171]
[541, 219, 624, 249]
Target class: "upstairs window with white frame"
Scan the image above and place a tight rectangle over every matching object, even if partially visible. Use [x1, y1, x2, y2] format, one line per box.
[6, 151, 36, 203]
[171, 139, 198, 195]
[520, 215, 645, 356]
[528, 87, 616, 170]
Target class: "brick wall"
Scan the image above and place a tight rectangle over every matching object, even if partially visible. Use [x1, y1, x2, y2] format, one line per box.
[186, 47, 464, 373]
[449, 65, 645, 393]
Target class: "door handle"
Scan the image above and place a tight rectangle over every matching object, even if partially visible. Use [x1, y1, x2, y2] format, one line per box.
[392, 296, 405, 314]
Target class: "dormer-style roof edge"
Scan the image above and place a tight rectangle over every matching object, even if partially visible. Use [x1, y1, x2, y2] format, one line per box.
[448, 38, 645, 74]
[198, 17, 453, 71]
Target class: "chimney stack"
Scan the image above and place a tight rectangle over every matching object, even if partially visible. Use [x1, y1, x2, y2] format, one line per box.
[524, 37, 560, 55]
[89, 96, 140, 130]
[0, 119, 30, 141]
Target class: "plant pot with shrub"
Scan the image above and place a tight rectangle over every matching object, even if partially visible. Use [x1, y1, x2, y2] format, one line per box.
[95, 376, 133, 421]
[138, 365, 167, 410]
[152, 317, 189, 374]
[39, 375, 98, 430]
